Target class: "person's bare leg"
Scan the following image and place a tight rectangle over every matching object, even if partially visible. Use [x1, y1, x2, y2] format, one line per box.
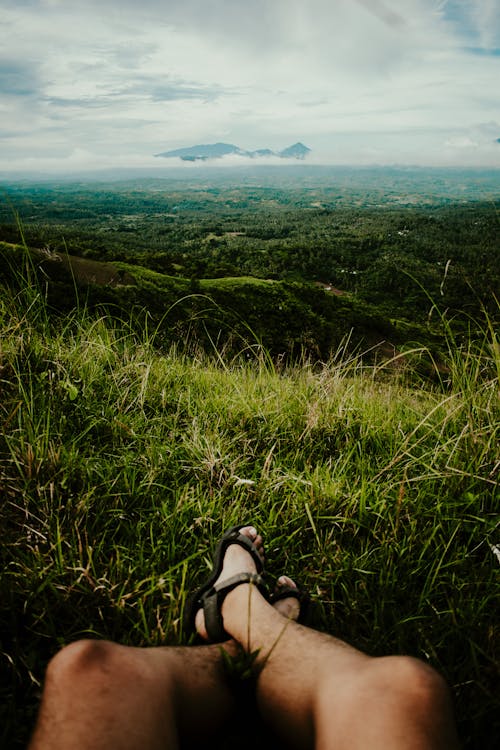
[28, 527, 267, 750]
[195, 530, 461, 750]
[27, 639, 243, 750]
[248, 600, 460, 750]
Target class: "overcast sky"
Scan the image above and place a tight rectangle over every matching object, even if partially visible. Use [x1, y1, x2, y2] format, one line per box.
[1, 0, 500, 172]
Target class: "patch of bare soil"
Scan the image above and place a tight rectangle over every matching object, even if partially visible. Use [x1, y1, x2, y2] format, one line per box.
[34, 248, 136, 287]
[314, 281, 345, 296]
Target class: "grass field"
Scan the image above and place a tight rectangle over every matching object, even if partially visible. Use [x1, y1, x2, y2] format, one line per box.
[1, 263, 499, 748]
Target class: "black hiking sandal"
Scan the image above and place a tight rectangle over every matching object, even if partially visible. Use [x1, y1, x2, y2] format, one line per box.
[185, 525, 268, 643]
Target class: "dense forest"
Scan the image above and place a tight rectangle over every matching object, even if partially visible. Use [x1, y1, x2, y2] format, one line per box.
[1, 166, 499, 362]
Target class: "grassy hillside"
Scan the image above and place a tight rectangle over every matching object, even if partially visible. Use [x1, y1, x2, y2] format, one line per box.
[0, 240, 446, 371]
[1, 257, 499, 748]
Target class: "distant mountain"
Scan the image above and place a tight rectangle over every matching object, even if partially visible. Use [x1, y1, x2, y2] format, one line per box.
[155, 143, 244, 161]
[154, 141, 311, 161]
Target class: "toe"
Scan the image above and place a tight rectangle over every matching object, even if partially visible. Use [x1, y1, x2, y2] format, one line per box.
[276, 575, 297, 590]
[194, 606, 208, 641]
[239, 526, 265, 563]
[254, 534, 264, 557]
[272, 575, 301, 621]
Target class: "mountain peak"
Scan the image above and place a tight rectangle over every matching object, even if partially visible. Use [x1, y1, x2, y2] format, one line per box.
[279, 142, 311, 159]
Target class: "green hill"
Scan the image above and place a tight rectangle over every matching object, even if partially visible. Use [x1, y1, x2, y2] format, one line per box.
[0, 241, 445, 371]
[0, 252, 498, 749]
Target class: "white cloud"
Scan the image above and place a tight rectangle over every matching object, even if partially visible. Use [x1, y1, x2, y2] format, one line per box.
[445, 136, 480, 148]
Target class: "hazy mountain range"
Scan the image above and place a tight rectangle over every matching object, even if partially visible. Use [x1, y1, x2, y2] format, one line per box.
[154, 141, 311, 161]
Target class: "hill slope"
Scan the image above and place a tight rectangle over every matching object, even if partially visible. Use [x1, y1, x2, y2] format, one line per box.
[1, 241, 436, 365]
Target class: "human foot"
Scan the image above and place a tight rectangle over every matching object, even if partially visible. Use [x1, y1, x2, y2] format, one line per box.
[192, 525, 266, 642]
[270, 575, 310, 624]
[271, 576, 302, 620]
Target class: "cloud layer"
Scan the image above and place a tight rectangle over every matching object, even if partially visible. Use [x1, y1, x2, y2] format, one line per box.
[1, 0, 499, 170]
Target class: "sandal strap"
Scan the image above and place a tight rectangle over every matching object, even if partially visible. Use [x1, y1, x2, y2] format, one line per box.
[202, 572, 266, 642]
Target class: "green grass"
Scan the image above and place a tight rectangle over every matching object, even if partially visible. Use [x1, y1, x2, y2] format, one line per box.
[200, 275, 276, 289]
[0, 266, 499, 749]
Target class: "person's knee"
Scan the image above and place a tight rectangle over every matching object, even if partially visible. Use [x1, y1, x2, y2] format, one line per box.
[45, 639, 120, 689]
[369, 655, 452, 711]
[322, 655, 452, 718]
